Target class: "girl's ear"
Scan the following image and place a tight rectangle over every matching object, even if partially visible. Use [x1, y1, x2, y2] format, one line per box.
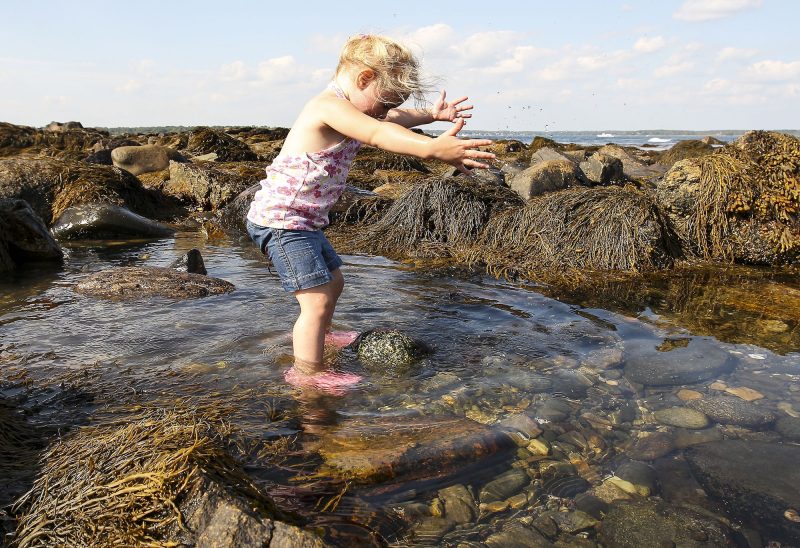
[356, 69, 376, 89]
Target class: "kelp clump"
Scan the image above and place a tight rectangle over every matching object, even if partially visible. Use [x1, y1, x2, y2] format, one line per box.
[663, 131, 799, 264]
[12, 411, 275, 547]
[466, 185, 682, 282]
[340, 176, 521, 259]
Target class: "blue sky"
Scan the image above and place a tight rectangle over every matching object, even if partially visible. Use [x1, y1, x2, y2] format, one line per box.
[2, 0, 798, 130]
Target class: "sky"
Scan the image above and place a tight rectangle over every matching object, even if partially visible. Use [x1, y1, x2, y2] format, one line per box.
[1, 0, 798, 131]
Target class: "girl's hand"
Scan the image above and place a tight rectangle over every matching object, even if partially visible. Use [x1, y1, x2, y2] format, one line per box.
[430, 118, 495, 174]
[430, 90, 473, 123]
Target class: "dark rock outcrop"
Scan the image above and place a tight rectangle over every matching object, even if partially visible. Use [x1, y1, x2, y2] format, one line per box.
[185, 127, 258, 162]
[0, 198, 63, 271]
[686, 440, 800, 544]
[51, 203, 175, 240]
[166, 161, 264, 210]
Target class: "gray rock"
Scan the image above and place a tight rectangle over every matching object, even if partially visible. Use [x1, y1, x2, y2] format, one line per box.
[654, 406, 709, 429]
[166, 161, 264, 211]
[534, 397, 574, 422]
[437, 484, 477, 524]
[75, 266, 235, 300]
[479, 468, 530, 503]
[623, 337, 733, 386]
[217, 182, 259, 232]
[597, 145, 667, 181]
[615, 461, 657, 494]
[775, 415, 800, 441]
[673, 426, 724, 449]
[530, 147, 573, 165]
[111, 144, 185, 176]
[510, 159, 581, 200]
[551, 510, 598, 534]
[685, 440, 800, 544]
[169, 248, 207, 275]
[579, 152, 624, 185]
[600, 499, 734, 547]
[687, 396, 776, 428]
[0, 198, 63, 271]
[628, 432, 676, 461]
[51, 203, 175, 240]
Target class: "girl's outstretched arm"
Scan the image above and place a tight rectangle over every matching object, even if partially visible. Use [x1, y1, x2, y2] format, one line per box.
[385, 90, 474, 128]
[318, 96, 495, 173]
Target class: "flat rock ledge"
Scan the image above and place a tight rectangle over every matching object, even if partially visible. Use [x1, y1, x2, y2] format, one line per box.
[75, 266, 235, 299]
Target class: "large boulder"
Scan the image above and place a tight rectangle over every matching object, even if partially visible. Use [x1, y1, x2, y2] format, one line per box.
[686, 440, 800, 544]
[0, 198, 63, 272]
[75, 266, 235, 300]
[510, 159, 581, 200]
[597, 144, 667, 181]
[111, 144, 186, 175]
[579, 152, 624, 184]
[166, 161, 264, 210]
[656, 139, 715, 166]
[529, 146, 572, 165]
[51, 203, 175, 240]
[656, 158, 702, 218]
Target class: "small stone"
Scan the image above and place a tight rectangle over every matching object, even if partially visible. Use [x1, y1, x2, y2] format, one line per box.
[532, 514, 559, 539]
[775, 416, 800, 441]
[552, 510, 598, 534]
[654, 407, 709, 429]
[508, 492, 529, 509]
[607, 476, 649, 497]
[429, 497, 444, 517]
[674, 427, 723, 448]
[480, 469, 530, 503]
[724, 386, 765, 401]
[480, 500, 510, 515]
[778, 402, 800, 418]
[412, 517, 455, 544]
[527, 438, 551, 456]
[709, 381, 728, 390]
[498, 414, 543, 439]
[628, 432, 676, 461]
[677, 389, 703, 401]
[592, 480, 632, 503]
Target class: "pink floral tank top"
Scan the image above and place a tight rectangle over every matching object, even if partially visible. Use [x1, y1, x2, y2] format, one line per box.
[247, 83, 362, 230]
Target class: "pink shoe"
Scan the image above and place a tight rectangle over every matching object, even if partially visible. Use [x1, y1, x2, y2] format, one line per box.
[284, 366, 363, 395]
[324, 330, 360, 349]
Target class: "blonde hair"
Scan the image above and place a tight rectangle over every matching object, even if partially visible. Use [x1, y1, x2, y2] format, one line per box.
[336, 34, 431, 107]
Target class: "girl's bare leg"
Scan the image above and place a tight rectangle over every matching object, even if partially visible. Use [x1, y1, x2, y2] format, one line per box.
[292, 269, 344, 373]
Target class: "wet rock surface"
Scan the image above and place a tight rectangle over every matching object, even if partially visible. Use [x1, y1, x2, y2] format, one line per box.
[356, 329, 427, 375]
[687, 396, 776, 427]
[601, 499, 735, 546]
[685, 440, 800, 543]
[654, 406, 709, 429]
[74, 266, 235, 299]
[0, 198, 63, 271]
[51, 203, 175, 239]
[623, 337, 733, 386]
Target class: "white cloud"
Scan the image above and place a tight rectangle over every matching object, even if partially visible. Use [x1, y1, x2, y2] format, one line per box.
[716, 47, 758, 62]
[745, 59, 800, 81]
[257, 56, 298, 84]
[654, 61, 695, 78]
[634, 36, 666, 53]
[220, 60, 248, 82]
[402, 24, 457, 57]
[115, 79, 142, 93]
[674, 0, 763, 22]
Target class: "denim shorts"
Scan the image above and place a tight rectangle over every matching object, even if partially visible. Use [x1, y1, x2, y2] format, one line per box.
[246, 219, 343, 293]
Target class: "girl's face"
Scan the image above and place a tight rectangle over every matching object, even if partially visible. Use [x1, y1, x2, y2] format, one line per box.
[355, 72, 406, 119]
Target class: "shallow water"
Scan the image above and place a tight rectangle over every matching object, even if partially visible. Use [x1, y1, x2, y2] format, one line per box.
[1, 231, 799, 544]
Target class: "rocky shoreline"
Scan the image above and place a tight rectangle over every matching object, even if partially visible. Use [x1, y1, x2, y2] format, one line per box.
[1, 120, 799, 546]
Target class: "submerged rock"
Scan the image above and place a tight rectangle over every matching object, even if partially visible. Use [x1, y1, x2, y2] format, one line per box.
[654, 406, 709, 429]
[623, 337, 733, 386]
[600, 499, 734, 547]
[51, 203, 175, 239]
[317, 415, 515, 484]
[0, 198, 63, 271]
[479, 468, 530, 503]
[687, 396, 776, 427]
[75, 266, 234, 299]
[685, 440, 800, 543]
[356, 329, 427, 375]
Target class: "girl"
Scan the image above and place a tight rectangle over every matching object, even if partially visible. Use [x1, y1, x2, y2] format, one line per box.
[246, 34, 495, 390]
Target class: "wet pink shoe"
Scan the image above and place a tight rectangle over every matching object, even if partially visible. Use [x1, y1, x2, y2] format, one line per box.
[324, 330, 360, 349]
[284, 366, 363, 395]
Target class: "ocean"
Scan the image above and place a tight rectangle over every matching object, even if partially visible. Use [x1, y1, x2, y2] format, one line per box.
[429, 129, 800, 150]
